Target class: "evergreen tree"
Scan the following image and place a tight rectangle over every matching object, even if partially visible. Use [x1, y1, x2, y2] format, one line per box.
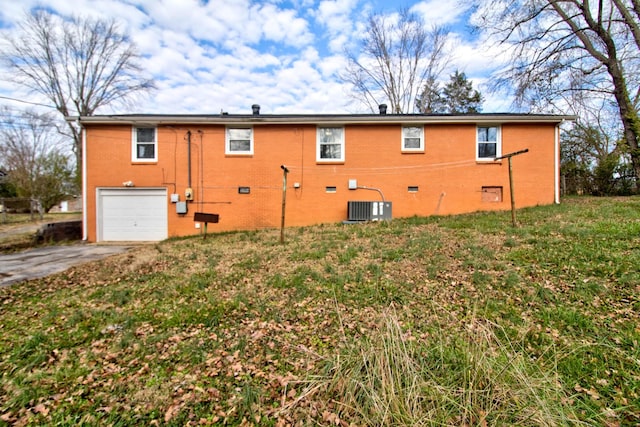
[416, 70, 483, 114]
[415, 77, 446, 113]
[442, 70, 483, 114]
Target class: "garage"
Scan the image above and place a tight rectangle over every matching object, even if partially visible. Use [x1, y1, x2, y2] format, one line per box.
[97, 188, 168, 241]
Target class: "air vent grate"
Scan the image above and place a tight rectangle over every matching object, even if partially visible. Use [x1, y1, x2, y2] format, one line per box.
[347, 201, 392, 221]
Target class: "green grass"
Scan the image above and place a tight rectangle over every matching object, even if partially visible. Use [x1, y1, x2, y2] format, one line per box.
[0, 196, 639, 425]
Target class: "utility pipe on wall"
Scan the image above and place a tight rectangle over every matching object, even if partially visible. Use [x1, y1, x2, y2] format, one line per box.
[187, 130, 192, 189]
[356, 185, 385, 202]
[555, 123, 561, 204]
[184, 130, 195, 202]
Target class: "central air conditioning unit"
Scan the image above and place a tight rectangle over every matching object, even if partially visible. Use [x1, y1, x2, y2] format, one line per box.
[347, 201, 392, 222]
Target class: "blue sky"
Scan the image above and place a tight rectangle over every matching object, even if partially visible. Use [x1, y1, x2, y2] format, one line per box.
[0, 0, 510, 116]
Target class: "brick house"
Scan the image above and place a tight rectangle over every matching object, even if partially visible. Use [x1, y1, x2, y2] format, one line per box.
[72, 106, 573, 242]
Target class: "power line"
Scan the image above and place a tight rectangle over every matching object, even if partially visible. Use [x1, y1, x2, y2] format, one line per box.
[0, 121, 61, 130]
[0, 95, 57, 109]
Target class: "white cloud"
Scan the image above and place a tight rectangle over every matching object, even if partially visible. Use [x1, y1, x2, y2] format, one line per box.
[313, 0, 360, 52]
[410, 0, 471, 27]
[316, 0, 357, 30]
[317, 54, 348, 79]
[446, 32, 509, 74]
[0, 0, 521, 116]
[252, 3, 314, 47]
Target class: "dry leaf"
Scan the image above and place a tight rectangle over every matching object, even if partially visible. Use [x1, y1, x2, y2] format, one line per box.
[33, 404, 48, 416]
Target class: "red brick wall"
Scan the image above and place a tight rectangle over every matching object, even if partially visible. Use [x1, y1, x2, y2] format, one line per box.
[84, 121, 558, 241]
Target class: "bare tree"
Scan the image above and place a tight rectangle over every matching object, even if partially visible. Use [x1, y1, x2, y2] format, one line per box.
[474, 0, 640, 183]
[342, 9, 450, 113]
[0, 108, 74, 212]
[0, 10, 155, 180]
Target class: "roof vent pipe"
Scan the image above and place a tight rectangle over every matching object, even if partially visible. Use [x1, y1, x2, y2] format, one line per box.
[379, 104, 387, 115]
[252, 104, 260, 115]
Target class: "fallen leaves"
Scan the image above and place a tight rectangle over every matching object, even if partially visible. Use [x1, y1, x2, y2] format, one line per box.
[32, 403, 49, 416]
[1, 200, 640, 424]
[575, 383, 601, 400]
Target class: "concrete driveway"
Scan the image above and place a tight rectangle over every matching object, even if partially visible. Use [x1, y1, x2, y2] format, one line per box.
[0, 244, 130, 287]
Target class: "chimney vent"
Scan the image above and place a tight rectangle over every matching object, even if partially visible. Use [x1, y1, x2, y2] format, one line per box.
[252, 104, 260, 115]
[379, 104, 387, 115]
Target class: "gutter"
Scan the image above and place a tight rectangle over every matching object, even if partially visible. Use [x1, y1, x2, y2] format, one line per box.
[67, 113, 578, 127]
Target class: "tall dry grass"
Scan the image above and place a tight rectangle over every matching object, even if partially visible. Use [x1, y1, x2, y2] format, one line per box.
[294, 307, 581, 426]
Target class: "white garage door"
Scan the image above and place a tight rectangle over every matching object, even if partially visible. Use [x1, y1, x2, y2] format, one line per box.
[98, 188, 168, 241]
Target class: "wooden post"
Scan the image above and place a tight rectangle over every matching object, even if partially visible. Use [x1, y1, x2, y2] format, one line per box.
[280, 165, 289, 244]
[507, 156, 516, 227]
[494, 149, 529, 227]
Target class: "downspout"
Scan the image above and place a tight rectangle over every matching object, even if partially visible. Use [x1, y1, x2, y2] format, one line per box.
[187, 130, 192, 189]
[81, 123, 88, 240]
[555, 123, 561, 204]
[198, 130, 204, 212]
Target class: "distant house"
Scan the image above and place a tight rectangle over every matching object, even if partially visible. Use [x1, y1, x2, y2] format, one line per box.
[72, 106, 574, 242]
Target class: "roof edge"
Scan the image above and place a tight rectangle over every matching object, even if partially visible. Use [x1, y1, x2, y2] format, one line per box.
[67, 113, 577, 126]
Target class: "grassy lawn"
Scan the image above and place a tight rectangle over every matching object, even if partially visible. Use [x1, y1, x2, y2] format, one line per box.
[0, 197, 638, 425]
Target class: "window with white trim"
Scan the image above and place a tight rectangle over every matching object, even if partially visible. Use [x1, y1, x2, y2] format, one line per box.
[226, 127, 253, 155]
[402, 126, 424, 151]
[132, 127, 157, 162]
[477, 125, 501, 160]
[317, 127, 344, 162]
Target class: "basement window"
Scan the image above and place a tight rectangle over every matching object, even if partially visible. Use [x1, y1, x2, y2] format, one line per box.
[408, 186, 419, 193]
[481, 186, 503, 202]
[226, 127, 253, 155]
[132, 127, 157, 162]
[325, 186, 337, 193]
